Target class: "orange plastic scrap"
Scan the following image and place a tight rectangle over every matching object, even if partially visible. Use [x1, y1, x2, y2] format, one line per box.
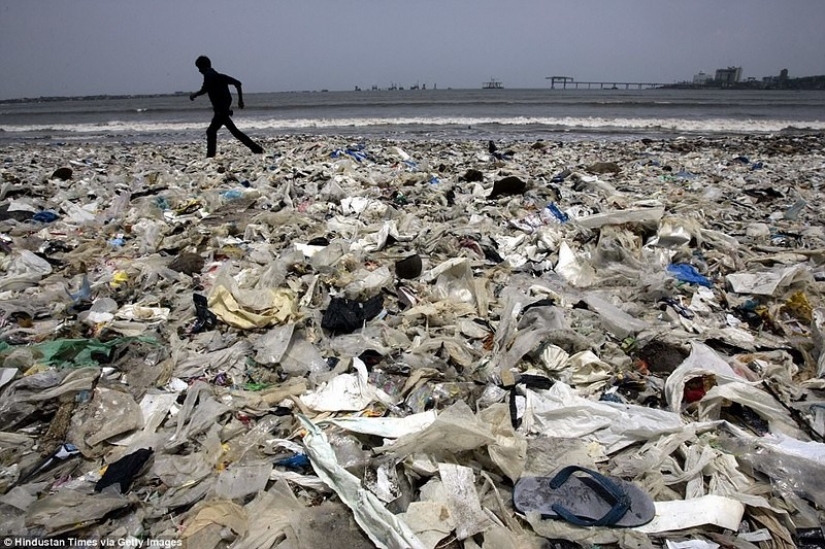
[482, 332, 495, 351]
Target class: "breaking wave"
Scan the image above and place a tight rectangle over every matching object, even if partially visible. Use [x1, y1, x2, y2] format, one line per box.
[3, 116, 825, 136]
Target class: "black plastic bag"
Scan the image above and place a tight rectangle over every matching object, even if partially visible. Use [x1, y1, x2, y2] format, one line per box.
[192, 293, 217, 333]
[321, 295, 383, 333]
[95, 448, 154, 493]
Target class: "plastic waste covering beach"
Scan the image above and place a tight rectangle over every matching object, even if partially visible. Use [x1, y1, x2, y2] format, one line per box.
[1, 132, 825, 547]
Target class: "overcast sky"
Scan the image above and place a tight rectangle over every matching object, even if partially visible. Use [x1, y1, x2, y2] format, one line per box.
[1, 0, 823, 99]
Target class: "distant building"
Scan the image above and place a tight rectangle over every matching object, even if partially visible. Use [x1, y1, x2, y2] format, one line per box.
[715, 66, 742, 85]
[762, 68, 790, 88]
[693, 71, 713, 85]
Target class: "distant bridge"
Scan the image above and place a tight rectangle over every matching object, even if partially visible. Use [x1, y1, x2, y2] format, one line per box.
[547, 76, 668, 90]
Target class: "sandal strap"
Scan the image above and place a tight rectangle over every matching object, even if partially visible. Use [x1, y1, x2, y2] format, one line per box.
[548, 466, 631, 527]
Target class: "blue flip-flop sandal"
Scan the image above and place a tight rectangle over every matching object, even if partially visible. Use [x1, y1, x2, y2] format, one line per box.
[513, 465, 655, 528]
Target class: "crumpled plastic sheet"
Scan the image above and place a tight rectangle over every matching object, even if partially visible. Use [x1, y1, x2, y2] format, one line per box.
[255, 322, 295, 364]
[374, 400, 496, 458]
[299, 415, 426, 549]
[26, 489, 131, 535]
[0, 368, 99, 430]
[214, 461, 272, 500]
[154, 424, 224, 488]
[398, 501, 455, 549]
[318, 410, 438, 438]
[664, 341, 742, 412]
[556, 241, 597, 288]
[180, 499, 248, 548]
[730, 432, 825, 510]
[522, 381, 687, 455]
[437, 462, 492, 540]
[576, 205, 665, 229]
[0, 250, 54, 292]
[524, 510, 655, 549]
[301, 357, 394, 411]
[811, 307, 825, 377]
[699, 381, 806, 438]
[229, 481, 308, 549]
[207, 270, 297, 329]
[166, 382, 231, 450]
[70, 387, 144, 455]
[583, 293, 650, 339]
[726, 264, 813, 296]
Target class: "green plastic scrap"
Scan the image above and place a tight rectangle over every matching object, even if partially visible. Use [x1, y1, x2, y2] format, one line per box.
[242, 382, 269, 392]
[1, 336, 160, 368]
[620, 337, 638, 353]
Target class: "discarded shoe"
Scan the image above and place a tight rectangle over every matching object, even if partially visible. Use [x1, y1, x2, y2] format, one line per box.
[513, 465, 655, 527]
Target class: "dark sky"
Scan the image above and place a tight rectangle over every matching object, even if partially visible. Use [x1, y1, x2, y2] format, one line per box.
[1, 0, 823, 99]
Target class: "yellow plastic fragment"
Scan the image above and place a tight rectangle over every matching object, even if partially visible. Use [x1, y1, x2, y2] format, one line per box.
[782, 290, 813, 324]
[110, 271, 129, 288]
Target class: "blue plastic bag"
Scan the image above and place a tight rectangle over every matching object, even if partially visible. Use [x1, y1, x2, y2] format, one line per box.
[33, 210, 59, 223]
[275, 454, 310, 469]
[667, 263, 712, 287]
[546, 203, 569, 223]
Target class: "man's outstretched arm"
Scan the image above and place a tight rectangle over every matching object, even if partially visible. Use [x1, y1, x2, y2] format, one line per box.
[221, 74, 245, 108]
[189, 86, 206, 101]
[233, 81, 245, 108]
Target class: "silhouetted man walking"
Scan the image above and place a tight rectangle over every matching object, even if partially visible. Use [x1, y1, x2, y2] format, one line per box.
[190, 56, 264, 158]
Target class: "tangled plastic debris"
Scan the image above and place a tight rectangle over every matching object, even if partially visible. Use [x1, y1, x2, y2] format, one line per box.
[1, 133, 825, 547]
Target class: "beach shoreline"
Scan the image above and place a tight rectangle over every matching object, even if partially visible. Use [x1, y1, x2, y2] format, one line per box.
[2, 128, 823, 155]
[3, 88, 824, 146]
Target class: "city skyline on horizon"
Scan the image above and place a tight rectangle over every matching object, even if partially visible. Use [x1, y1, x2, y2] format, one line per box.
[1, 0, 823, 100]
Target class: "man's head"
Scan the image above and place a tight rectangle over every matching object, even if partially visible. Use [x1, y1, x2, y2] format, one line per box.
[195, 56, 212, 73]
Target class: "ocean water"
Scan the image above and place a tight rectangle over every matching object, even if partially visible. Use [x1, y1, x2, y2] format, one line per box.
[1, 88, 824, 144]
